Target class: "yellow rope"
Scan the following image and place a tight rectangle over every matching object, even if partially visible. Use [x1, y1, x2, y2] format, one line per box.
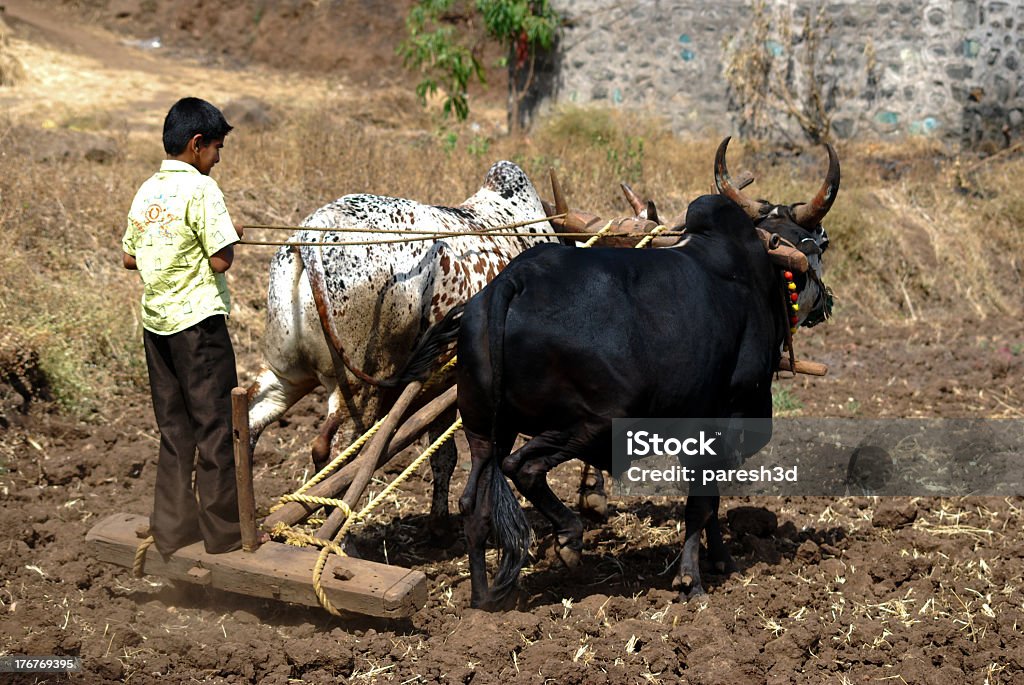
[294, 418, 385, 496]
[277, 494, 355, 517]
[634, 224, 669, 249]
[275, 528, 346, 555]
[581, 220, 615, 248]
[132, 536, 155, 578]
[302, 419, 462, 616]
[338, 418, 463, 539]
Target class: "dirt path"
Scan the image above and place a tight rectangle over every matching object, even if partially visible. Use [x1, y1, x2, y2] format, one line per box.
[0, 0, 339, 132]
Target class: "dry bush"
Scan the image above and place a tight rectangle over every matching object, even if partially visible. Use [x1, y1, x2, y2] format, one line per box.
[2, 101, 1022, 414]
[722, 0, 837, 145]
[0, 16, 25, 86]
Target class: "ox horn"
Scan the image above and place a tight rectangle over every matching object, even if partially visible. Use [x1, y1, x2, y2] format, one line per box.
[551, 168, 568, 218]
[548, 170, 605, 232]
[618, 181, 659, 224]
[793, 143, 841, 229]
[621, 183, 663, 224]
[620, 182, 645, 216]
[715, 136, 769, 220]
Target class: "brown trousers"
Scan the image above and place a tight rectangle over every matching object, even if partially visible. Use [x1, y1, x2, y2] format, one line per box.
[143, 315, 241, 556]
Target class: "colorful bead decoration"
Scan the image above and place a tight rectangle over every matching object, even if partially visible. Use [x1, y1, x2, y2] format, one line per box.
[783, 269, 799, 333]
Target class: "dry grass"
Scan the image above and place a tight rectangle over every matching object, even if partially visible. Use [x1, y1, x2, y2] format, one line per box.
[0, 17, 24, 86]
[1, 93, 1022, 413]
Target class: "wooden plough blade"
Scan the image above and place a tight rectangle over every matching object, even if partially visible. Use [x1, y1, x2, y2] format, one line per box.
[86, 512, 426, 618]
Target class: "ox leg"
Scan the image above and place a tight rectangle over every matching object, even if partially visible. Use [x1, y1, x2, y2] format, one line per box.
[246, 366, 319, 456]
[311, 411, 345, 473]
[578, 465, 609, 521]
[426, 408, 459, 546]
[309, 383, 350, 473]
[674, 494, 716, 601]
[705, 498, 736, 575]
[504, 431, 588, 570]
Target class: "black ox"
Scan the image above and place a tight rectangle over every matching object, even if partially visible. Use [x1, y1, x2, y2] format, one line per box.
[396, 138, 840, 608]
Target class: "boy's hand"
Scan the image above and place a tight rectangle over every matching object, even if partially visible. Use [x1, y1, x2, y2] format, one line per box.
[234, 222, 244, 239]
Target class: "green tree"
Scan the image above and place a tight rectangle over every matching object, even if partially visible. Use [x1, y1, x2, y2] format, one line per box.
[399, 0, 559, 133]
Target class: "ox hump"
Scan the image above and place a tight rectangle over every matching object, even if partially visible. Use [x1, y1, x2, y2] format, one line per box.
[482, 160, 536, 201]
[457, 160, 547, 230]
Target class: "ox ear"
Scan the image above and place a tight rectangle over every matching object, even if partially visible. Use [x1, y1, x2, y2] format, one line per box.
[645, 200, 660, 225]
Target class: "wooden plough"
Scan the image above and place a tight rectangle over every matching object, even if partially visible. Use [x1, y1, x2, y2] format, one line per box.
[86, 512, 426, 618]
[87, 377, 458, 618]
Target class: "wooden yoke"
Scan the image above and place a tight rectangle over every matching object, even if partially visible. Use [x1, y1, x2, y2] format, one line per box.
[542, 170, 682, 248]
[778, 358, 828, 376]
[756, 228, 810, 273]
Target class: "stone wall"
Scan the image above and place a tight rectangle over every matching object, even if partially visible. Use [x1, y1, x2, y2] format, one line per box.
[534, 0, 1023, 146]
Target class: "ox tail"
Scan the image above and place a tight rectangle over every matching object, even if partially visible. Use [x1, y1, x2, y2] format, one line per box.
[489, 453, 533, 603]
[381, 304, 465, 387]
[297, 243, 390, 387]
[482, 278, 532, 603]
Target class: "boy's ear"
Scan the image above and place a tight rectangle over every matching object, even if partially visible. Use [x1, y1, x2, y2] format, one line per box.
[189, 133, 204, 152]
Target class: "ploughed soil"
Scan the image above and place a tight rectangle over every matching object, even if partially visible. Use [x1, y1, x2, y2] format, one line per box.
[3, 1, 1024, 683]
[3, 315, 1024, 684]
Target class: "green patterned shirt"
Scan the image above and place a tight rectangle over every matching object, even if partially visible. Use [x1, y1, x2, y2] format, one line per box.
[122, 160, 238, 334]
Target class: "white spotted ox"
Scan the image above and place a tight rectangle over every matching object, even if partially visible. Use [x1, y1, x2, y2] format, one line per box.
[246, 161, 559, 538]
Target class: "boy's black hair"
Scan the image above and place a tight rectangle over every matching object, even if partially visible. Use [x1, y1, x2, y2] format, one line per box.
[162, 97, 233, 155]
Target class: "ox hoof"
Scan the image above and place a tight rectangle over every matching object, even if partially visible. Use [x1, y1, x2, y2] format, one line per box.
[427, 515, 460, 548]
[678, 586, 708, 603]
[472, 589, 517, 612]
[549, 534, 582, 569]
[578, 489, 609, 521]
[557, 545, 582, 569]
[672, 572, 709, 602]
[672, 572, 694, 592]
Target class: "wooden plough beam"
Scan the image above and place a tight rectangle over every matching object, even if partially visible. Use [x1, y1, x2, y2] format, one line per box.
[263, 385, 457, 531]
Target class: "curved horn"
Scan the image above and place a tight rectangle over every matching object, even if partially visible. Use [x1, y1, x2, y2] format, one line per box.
[715, 136, 768, 220]
[793, 143, 841, 228]
[620, 182, 645, 216]
[550, 169, 567, 217]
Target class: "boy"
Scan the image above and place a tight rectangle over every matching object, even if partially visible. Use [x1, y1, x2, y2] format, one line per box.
[122, 97, 244, 556]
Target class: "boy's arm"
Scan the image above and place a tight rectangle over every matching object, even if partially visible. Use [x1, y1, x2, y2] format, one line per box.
[209, 245, 233, 273]
[208, 223, 243, 273]
[192, 182, 241, 272]
[122, 212, 140, 270]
